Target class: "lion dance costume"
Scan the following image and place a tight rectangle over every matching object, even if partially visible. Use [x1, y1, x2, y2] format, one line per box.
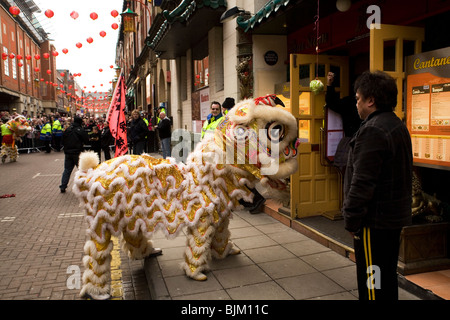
[1, 116, 32, 163]
[73, 95, 300, 299]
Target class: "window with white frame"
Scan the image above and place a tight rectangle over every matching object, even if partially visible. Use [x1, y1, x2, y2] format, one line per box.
[20, 62, 25, 80]
[27, 63, 31, 83]
[11, 54, 17, 79]
[3, 47, 9, 76]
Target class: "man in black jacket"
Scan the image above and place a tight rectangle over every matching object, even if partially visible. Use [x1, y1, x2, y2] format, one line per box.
[129, 110, 149, 155]
[157, 111, 171, 159]
[59, 116, 88, 193]
[343, 71, 412, 300]
[325, 72, 362, 174]
[101, 121, 113, 161]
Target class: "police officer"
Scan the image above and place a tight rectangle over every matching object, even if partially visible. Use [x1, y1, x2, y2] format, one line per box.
[40, 116, 52, 153]
[201, 101, 223, 139]
[52, 114, 63, 151]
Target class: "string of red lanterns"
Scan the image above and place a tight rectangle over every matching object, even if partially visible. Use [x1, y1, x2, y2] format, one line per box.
[7, 5, 122, 93]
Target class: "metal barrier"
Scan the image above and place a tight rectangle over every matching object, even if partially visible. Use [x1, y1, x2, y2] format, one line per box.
[17, 134, 44, 153]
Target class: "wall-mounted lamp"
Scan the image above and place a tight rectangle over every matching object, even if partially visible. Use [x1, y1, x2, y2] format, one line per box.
[336, 0, 351, 12]
[121, 5, 138, 33]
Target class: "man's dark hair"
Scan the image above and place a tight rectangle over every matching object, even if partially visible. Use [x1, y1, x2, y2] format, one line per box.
[354, 70, 398, 112]
[210, 101, 221, 108]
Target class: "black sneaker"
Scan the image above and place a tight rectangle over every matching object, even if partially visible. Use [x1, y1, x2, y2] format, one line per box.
[60, 188, 66, 193]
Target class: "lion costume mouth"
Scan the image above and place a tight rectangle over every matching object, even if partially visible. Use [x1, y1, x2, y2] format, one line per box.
[206, 95, 300, 200]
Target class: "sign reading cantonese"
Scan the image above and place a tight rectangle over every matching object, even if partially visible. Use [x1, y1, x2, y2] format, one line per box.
[406, 47, 450, 169]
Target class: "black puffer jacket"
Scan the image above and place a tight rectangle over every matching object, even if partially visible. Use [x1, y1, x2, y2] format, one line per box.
[343, 110, 413, 232]
[129, 117, 148, 143]
[62, 122, 88, 154]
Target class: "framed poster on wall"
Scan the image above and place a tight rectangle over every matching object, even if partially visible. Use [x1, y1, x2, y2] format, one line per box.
[406, 47, 450, 170]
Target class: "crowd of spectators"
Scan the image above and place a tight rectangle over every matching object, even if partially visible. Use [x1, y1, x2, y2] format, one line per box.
[0, 110, 162, 156]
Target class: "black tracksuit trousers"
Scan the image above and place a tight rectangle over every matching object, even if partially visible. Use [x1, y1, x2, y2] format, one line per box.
[353, 227, 402, 300]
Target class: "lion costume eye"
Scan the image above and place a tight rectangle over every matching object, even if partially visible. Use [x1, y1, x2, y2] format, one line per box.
[233, 125, 249, 141]
[265, 122, 285, 142]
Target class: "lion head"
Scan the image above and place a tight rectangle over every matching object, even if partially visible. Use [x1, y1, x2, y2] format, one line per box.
[197, 94, 299, 201]
[6, 115, 32, 138]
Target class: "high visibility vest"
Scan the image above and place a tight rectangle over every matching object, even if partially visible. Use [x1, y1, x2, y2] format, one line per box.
[1, 123, 12, 136]
[40, 123, 52, 140]
[143, 118, 148, 138]
[1, 123, 14, 145]
[201, 115, 223, 139]
[157, 107, 166, 124]
[52, 119, 63, 137]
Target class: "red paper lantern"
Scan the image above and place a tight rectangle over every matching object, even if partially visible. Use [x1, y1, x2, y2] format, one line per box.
[60, 72, 65, 77]
[99, 69, 103, 72]
[111, 10, 119, 18]
[43, 53, 50, 59]
[9, 53, 15, 59]
[9, 6, 20, 16]
[25, 55, 32, 60]
[52, 51, 59, 57]
[18, 62, 23, 67]
[16, 54, 23, 60]
[76, 42, 82, 49]
[70, 11, 79, 20]
[86, 37, 93, 44]
[110, 65, 114, 69]
[34, 67, 40, 72]
[47, 69, 52, 75]
[99, 31, 107, 37]
[2, 53, 8, 60]
[90, 12, 98, 20]
[40, 78, 44, 82]
[44, 9, 54, 18]
[62, 48, 68, 54]
[111, 23, 119, 30]
[34, 54, 40, 60]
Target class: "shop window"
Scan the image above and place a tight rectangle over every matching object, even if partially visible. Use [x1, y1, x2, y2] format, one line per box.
[299, 120, 310, 143]
[299, 64, 310, 87]
[193, 56, 209, 91]
[403, 40, 416, 72]
[383, 40, 396, 72]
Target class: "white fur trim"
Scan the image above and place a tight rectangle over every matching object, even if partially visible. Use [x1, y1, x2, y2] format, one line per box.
[78, 151, 100, 171]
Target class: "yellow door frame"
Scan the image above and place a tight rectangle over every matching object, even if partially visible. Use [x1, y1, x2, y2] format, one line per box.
[289, 54, 349, 220]
[370, 24, 424, 119]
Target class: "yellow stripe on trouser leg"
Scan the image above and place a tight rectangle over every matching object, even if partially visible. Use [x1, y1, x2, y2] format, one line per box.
[363, 227, 375, 300]
[110, 236, 124, 299]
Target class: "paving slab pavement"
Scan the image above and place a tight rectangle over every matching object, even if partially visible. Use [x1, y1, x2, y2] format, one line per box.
[143, 209, 422, 301]
[0, 151, 150, 300]
[0, 151, 424, 302]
